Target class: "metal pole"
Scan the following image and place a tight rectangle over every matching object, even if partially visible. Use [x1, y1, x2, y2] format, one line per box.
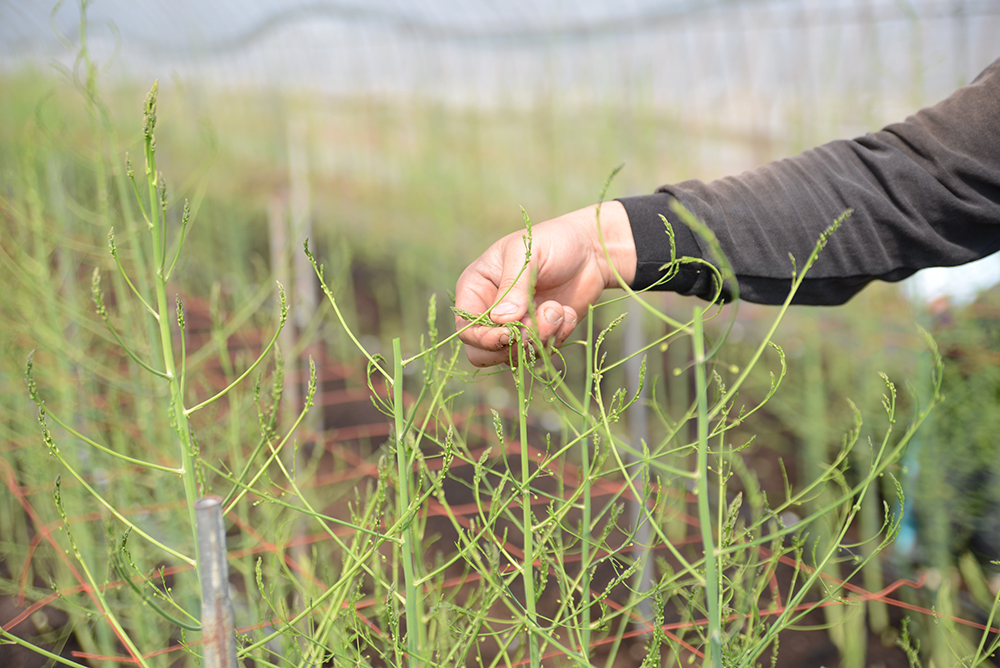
[196, 496, 237, 668]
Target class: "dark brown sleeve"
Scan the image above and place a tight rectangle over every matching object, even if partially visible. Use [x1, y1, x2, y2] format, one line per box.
[618, 56, 1000, 305]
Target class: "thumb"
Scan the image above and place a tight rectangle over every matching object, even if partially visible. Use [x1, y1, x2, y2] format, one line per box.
[489, 236, 535, 324]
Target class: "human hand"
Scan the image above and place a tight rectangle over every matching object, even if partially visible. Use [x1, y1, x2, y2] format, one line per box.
[454, 201, 636, 367]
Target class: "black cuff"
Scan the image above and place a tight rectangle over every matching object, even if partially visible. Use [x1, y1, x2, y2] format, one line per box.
[617, 193, 704, 293]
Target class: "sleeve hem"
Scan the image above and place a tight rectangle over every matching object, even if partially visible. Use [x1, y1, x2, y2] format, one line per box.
[617, 193, 704, 292]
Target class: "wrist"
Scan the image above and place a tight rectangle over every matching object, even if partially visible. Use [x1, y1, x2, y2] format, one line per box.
[589, 200, 637, 288]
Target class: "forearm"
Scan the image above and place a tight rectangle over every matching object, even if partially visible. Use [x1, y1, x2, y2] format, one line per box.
[619, 56, 1000, 306]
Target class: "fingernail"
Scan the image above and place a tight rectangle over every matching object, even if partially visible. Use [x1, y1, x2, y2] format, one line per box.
[544, 307, 563, 325]
[491, 302, 518, 317]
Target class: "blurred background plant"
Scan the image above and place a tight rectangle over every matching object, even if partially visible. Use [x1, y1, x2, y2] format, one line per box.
[2, 1, 1000, 666]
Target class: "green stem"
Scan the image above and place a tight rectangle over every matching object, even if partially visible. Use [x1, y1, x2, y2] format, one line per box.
[516, 336, 541, 668]
[96, 314, 170, 380]
[43, 407, 181, 474]
[0, 629, 92, 668]
[54, 478, 152, 668]
[183, 285, 286, 415]
[41, 414, 194, 565]
[580, 306, 594, 664]
[142, 88, 201, 573]
[306, 241, 392, 383]
[109, 230, 158, 319]
[393, 338, 421, 668]
[693, 308, 722, 668]
[237, 501, 418, 658]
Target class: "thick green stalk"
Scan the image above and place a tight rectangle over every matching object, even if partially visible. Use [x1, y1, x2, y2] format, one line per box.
[393, 338, 421, 668]
[693, 308, 722, 668]
[516, 337, 541, 668]
[142, 85, 201, 568]
[580, 306, 594, 664]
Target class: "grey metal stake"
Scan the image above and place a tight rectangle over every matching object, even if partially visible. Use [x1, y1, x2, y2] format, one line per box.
[196, 496, 238, 668]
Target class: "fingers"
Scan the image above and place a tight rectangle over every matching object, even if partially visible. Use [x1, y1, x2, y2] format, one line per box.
[454, 246, 505, 348]
[455, 213, 597, 366]
[461, 301, 579, 368]
[534, 300, 567, 345]
[454, 229, 535, 356]
[486, 236, 536, 325]
[554, 305, 579, 347]
[456, 315, 513, 368]
[465, 342, 513, 368]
